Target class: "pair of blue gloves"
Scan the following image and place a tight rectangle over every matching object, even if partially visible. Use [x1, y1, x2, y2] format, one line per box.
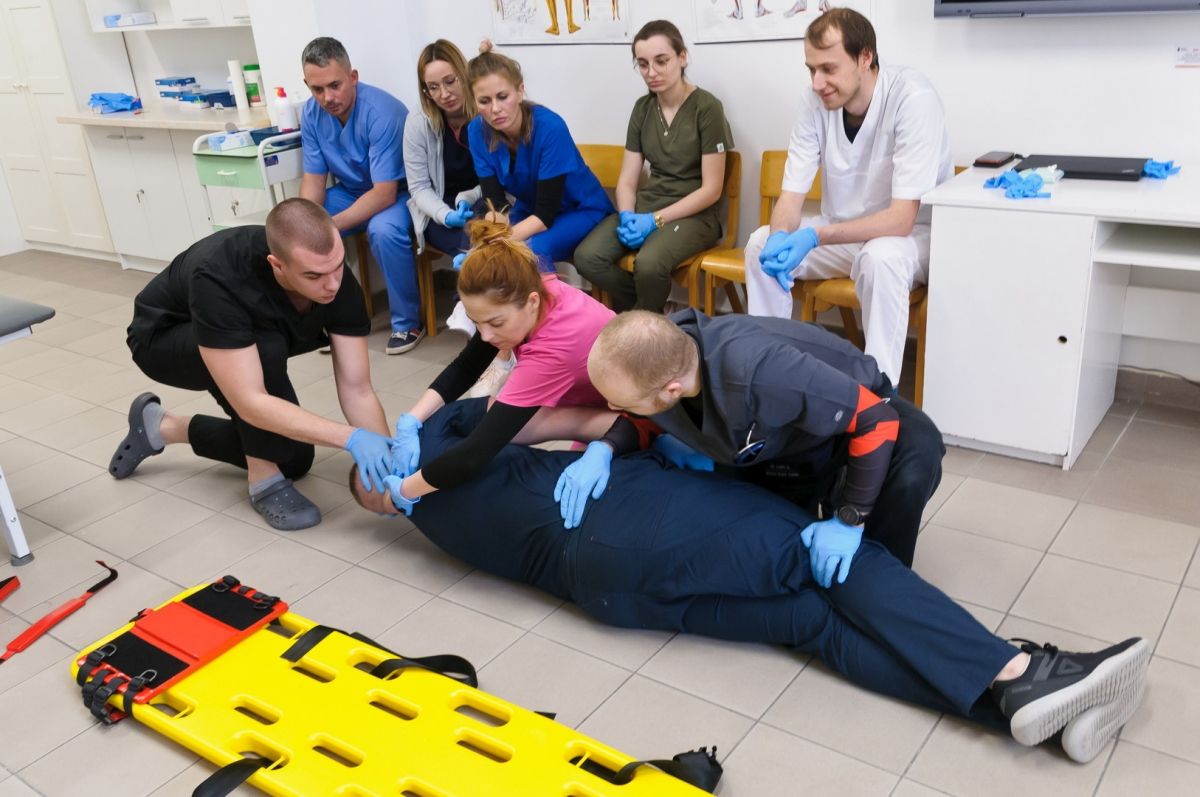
[344, 413, 424, 515]
[759, 227, 820, 292]
[1143, 159, 1181, 180]
[982, 169, 1050, 199]
[616, 210, 658, 249]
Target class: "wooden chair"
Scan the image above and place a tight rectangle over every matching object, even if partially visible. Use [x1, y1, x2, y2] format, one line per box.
[799, 167, 965, 407]
[698, 150, 793, 315]
[348, 228, 438, 337]
[578, 145, 741, 309]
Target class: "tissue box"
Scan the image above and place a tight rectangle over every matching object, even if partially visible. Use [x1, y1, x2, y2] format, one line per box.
[102, 12, 156, 27]
[207, 130, 254, 152]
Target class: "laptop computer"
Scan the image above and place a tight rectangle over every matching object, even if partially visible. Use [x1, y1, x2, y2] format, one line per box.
[1017, 154, 1147, 182]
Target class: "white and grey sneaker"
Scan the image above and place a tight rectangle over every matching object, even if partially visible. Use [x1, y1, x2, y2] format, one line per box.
[991, 637, 1150, 750]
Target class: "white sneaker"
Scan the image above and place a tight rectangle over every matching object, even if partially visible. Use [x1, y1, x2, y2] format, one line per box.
[466, 354, 516, 398]
[447, 300, 476, 336]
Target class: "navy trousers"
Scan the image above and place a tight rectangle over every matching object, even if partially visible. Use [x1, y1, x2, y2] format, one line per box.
[414, 399, 1015, 729]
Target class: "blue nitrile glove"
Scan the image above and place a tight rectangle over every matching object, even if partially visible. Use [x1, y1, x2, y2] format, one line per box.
[383, 475, 420, 516]
[452, 252, 466, 270]
[800, 517, 865, 588]
[759, 227, 819, 292]
[444, 200, 475, 228]
[1143, 159, 1181, 179]
[391, 413, 422, 477]
[553, 441, 613, 529]
[983, 169, 1050, 199]
[652, 434, 715, 471]
[345, 428, 393, 493]
[618, 210, 637, 229]
[618, 212, 657, 249]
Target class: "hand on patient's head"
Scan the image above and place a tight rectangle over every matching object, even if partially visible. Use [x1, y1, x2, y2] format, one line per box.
[348, 464, 399, 516]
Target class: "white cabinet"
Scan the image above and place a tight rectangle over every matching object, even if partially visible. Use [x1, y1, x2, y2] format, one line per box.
[87, 128, 194, 262]
[83, 0, 252, 31]
[0, 0, 111, 251]
[924, 206, 1097, 464]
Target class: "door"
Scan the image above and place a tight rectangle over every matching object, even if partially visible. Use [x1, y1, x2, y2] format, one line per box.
[86, 128, 153, 259]
[129, 129, 197, 261]
[0, 1, 62, 244]
[0, 0, 112, 250]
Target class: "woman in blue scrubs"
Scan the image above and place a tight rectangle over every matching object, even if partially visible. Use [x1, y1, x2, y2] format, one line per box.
[466, 42, 613, 271]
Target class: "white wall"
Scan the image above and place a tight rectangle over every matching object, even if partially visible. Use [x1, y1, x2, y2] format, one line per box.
[0, 169, 26, 257]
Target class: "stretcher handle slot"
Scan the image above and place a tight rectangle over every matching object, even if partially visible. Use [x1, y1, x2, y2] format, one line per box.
[455, 730, 513, 764]
[311, 735, 364, 768]
[232, 696, 281, 726]
[149, 693, 194, 719]
[367, 690, 419, 721]
[451, 692, 511, 727]
[290, 661, 336, 683]
[398, 781, 445, 797]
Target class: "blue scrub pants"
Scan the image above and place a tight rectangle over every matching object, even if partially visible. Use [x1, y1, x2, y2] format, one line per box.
[413, 399, 1018, 730]
[515, 207, 608, 271]
[324, 184, 420, 334]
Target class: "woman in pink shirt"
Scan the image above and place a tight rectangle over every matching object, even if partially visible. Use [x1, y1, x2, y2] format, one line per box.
[386, 218, 634, 527]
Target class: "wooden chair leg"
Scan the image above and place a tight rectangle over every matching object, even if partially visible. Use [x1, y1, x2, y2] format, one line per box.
[417, 250, 438, 338]
[355, 234, 374, 320]
[704, 274, 718, 315]
[800, 289, 818, 323]
[724, 282, 744, 315]
[839, 307, 865, 350]
[914, 298, 928, 408]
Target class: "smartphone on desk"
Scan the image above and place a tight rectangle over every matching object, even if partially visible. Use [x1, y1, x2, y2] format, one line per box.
[973, 151, 1017, 168]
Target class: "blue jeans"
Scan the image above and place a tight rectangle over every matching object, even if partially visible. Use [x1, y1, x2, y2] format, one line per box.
[324, 184, 420, 334]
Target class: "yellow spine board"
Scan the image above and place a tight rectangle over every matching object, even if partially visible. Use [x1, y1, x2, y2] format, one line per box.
[74, 606, 708, 797]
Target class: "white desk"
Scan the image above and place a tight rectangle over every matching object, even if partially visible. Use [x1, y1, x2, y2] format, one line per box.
[922, 167, 1200, 468]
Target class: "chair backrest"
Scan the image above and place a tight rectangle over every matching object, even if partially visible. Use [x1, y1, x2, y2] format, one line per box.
[577, 143, 625, 190]
[758, 150, 819, 225]
[716, 150, 742, 249]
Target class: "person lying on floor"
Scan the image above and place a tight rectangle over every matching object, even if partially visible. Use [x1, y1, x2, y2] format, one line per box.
[349, 398, 1149, 765]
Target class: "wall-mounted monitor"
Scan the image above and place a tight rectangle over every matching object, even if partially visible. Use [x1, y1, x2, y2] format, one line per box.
[934, 1, 1200, 17]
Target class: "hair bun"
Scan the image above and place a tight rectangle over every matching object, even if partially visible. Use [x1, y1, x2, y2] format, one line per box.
[478, 38, 494, 54]
[466, 215, 512, 247]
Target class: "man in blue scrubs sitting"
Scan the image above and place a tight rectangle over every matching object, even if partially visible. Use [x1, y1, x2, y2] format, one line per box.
[299, 36, 424, 355]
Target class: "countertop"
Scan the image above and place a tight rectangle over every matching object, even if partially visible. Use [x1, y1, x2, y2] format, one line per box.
[58, 105, 271, 132]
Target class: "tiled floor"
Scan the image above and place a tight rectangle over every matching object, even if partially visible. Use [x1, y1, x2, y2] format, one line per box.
[1, 248, 1198, 796]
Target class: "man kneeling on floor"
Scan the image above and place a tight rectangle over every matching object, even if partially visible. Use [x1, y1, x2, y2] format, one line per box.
[351, 398, 1149, 764]
[111, 198, 399, 531]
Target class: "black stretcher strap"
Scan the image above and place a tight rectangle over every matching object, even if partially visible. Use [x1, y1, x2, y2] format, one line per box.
[182, 580, 279, 631]
[573, 746, 722, 793]
[280, 625, 479, 688]
[191, 758, 270, 797]
[86, 631, 189, 686]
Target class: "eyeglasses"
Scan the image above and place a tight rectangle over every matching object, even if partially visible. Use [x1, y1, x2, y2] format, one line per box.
[423, 75, 460, 95]
[734, 423, 765, 465]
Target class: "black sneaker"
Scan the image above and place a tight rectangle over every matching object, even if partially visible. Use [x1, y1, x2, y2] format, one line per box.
[991, 637, 1149, 748]
[385, 328, 425, 355]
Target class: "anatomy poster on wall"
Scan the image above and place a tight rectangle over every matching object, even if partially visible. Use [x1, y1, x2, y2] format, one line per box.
[493, 0, 633, 44]
[694, 0, 872, 43]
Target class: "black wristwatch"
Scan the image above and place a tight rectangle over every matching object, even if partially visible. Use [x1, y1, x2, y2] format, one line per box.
[836, 504, 868, 526]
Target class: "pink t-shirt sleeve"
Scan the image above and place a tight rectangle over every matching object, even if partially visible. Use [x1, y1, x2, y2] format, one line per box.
[496, 276, 613, 409]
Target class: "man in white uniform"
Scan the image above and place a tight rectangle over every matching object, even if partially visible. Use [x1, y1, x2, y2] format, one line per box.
[745, 8, 952, 384]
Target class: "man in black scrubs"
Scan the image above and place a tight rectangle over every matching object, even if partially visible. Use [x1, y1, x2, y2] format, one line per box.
[111, 198, 397, 530]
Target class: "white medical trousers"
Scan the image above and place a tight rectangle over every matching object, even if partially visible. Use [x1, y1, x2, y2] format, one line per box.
[743, 218, 930, 384]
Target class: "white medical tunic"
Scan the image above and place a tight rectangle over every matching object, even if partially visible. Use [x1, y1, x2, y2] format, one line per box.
[782, 65, 952, 224]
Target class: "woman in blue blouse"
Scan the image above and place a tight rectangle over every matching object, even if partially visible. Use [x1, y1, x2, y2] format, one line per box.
[466, 42, 612, 271]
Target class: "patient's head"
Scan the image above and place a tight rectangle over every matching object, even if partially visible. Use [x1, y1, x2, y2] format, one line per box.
[588, 311, 698, 417]
[348, 465, 400, 515]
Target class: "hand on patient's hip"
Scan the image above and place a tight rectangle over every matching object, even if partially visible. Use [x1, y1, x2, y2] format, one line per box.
[652, 434, 715, 471]
[760, 227, 819, 293]
[801, 517, 864, 588]
[391, 413, 422, 477]
[345, 428, 393, 493]
[384, 475, 420, 516]
[553, 441, 613, 529]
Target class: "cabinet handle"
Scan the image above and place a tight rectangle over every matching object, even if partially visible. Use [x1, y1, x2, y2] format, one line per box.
[216, 169, 237, 176]
[125, 134, 144, 141]
[106, 133, 125, 140]
[180, 16, 209, 23]
[136, 188, 145, 203]
[233, 14, 251, 20]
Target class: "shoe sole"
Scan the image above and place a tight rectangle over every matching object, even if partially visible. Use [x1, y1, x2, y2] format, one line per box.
[1060, 667, 1149, 763]
[108, 392, 164, 479]
[1010, 638, 1150, 747]
[385, 331, 426, 355]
